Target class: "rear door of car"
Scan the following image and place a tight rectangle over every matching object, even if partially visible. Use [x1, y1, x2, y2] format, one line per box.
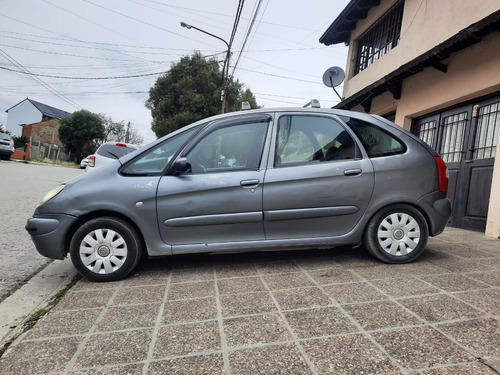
[156, 114, 273, 250]
[262, 113, 375, 239]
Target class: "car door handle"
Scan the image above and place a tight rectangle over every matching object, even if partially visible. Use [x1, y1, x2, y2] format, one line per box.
[344, 168, 362, 176]
[240, 179, 260, 187]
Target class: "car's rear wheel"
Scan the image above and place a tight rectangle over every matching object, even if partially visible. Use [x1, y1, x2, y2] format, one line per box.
[364, 204, 428, 263]
[70, 217, 142, 282]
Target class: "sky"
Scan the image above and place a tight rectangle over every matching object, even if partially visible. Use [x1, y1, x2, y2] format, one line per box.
[0, 0, 350, 144]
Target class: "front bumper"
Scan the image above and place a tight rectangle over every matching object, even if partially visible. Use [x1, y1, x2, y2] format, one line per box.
[0, 148, 14, 157]
[25, 214, 78, 259]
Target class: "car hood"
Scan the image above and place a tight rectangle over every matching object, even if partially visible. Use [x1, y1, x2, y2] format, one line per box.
[37, 161, 120, 214]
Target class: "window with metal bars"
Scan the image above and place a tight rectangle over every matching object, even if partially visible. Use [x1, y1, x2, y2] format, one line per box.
[440, 112, 467, 163]
[417, 120, 437, 147]
[473, 102, 499, 159]
[355, 0, 405, 74]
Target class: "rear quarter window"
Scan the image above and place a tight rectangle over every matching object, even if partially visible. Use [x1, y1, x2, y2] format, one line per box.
[347, 118, 406, 158]
[97, 144, 137, 158]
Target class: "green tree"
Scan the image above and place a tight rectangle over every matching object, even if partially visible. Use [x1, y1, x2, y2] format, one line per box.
[98, 115, 144, 145]
[59, 110, 104, 162]
[146, 52, 258, 138]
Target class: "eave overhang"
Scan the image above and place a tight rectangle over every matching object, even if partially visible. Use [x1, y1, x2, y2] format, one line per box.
[319, 0, 381, 46]
[333, 9, 500, 111]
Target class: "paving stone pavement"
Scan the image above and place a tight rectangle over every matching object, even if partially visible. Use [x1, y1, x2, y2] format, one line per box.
[0, 227, 499, 374]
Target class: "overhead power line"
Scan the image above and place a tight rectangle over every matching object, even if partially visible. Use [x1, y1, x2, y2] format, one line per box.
[0, 65, 165, 80]
[231, 0, 265, 78]
[0, 48, 81, 109]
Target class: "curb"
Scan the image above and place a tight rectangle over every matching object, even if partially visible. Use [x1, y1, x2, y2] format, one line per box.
[0, 259, 77, 350]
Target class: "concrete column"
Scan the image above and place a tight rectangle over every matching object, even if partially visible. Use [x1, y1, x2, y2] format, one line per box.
[485, 131, 500, 238]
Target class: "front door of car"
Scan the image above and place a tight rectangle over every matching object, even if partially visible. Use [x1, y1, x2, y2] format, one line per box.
[157, 115, 271, 250]
[263, 114, 374, 239]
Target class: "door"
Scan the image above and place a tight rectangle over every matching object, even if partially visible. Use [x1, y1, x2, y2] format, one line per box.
[157, 117, 271, 249]
[455, 99, 499, 231]
[263, 114, 374, 240]
[414, 96, 499, 231]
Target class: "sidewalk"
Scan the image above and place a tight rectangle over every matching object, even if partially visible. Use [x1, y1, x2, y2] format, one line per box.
[0, 227, 499, 374]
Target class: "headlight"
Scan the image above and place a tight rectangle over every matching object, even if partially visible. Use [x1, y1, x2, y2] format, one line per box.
[39, 185, 65, 206]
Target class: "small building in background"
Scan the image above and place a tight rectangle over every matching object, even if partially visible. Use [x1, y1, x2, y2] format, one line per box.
[5, 98, 72, 137]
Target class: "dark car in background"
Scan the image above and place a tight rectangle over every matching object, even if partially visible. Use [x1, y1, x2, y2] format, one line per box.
[26, 106, 451, 282]
[0, 132, 15, 160]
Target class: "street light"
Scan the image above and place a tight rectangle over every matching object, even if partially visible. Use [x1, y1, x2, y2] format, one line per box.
[180, 22, 230, 114]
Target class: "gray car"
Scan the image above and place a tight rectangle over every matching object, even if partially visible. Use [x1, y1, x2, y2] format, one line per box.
[26, 107, 451, 282]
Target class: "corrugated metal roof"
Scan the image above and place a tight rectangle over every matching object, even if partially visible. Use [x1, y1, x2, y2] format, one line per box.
[27, 99, 72, 119]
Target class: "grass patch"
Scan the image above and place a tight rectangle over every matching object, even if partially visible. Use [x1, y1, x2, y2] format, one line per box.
[29, 158, 79, 168]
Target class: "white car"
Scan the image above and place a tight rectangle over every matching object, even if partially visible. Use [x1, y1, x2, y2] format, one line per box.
[86, 142, 139, 171]
[0, 132, 15, 160]
[80, 155, 91, 169]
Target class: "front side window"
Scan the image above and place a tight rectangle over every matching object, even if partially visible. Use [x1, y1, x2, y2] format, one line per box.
[186, 121, 268, 173]
[275, 115, 355, 167]
[355, 0, 404, 74]
[347, 118, 406, 157]
[121, 127, 199, 175]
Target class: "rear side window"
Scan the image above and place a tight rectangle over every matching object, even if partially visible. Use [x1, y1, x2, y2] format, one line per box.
[347, 118, 406, 157]
[276, 115, 355, 166]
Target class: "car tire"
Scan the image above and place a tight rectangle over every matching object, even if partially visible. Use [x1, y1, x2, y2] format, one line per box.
[70, 217, 142, 282]
[364, 204, 428, 264]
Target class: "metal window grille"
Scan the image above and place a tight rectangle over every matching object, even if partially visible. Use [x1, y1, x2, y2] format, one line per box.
[417, 120, 437, 147]
[355, 0, 404, 74]
[440, 112, 467, 163]
[473, 102, 499, 160]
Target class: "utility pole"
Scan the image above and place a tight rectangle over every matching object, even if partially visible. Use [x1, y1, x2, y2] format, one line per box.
[180, 22, 230, 114]
[125, 122, 130, 143]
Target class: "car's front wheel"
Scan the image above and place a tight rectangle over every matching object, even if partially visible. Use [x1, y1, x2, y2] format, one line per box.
[364, 204, 428, 263]
[70, 217, 142, 282]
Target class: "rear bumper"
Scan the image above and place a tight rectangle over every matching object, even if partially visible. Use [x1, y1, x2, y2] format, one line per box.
[26, 214, 77, 259]
[417, 192, 452, 236]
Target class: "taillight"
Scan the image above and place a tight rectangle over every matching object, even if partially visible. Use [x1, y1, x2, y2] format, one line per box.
[434, 156, 449, 192]
[116, 143, 126, 147]
[88, 155, 96, 167]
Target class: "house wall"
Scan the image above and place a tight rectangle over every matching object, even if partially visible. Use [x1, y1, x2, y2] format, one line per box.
[5, 100, 43, 137]
[344, 0, 500, 98]
[23, 118, 62, 145]
[341, 1, 500, 237]
[352, 32, 500, 129]
[348, 32, 500, 237]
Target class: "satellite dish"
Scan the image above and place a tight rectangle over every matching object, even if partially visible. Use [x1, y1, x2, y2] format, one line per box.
[322, 66, 345, 87]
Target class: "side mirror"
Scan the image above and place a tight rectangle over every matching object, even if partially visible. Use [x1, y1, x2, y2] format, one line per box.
[170, 157, 190, 174]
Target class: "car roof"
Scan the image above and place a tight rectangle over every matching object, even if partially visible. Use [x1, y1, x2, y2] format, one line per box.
[98, 141, 138, 149]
